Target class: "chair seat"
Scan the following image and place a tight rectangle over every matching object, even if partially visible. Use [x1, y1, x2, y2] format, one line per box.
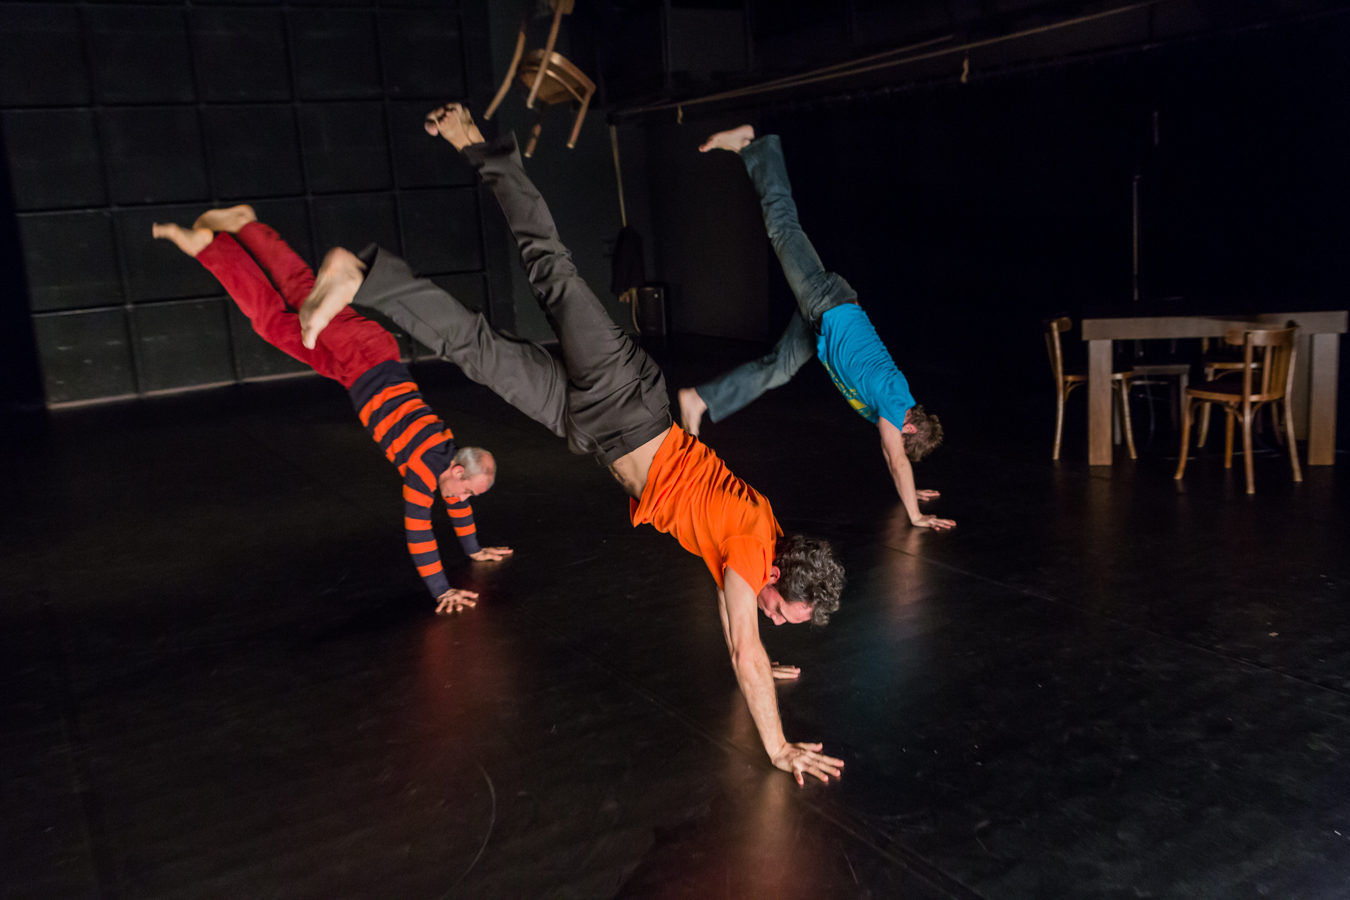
[1184, 380, 1280, 403]
[1063, 371, 1130, 383]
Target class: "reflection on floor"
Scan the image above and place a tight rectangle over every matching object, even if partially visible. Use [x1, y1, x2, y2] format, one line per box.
[4, 339, 1349, 899]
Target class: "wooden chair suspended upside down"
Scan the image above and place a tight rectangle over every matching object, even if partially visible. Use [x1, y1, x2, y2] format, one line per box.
[484, 0, 595, 158]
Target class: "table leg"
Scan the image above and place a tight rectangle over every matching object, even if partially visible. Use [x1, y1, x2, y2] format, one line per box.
[1307, 332, 1340, 465]
[1089, 339, 1113, 466]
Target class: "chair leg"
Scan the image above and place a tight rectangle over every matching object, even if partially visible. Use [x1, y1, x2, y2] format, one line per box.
[1117, 379, 1137, 460]
[485, 14, 527, 120]
[566, 90, 592, 149]
[1052, 389, 1065, 461]
[1285, 398, 1304, 483]
[1198, 401, 1211, 447]
[526, 2, 565, 109]
[524, 107, 545, 157]
[1242, 407, 1256, 494]
[1175, 397, 1194, 480]
[1223, 409, 1235, 469]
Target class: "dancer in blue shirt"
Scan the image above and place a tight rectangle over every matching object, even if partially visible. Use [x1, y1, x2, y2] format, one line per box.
[679, 126, 954, 530]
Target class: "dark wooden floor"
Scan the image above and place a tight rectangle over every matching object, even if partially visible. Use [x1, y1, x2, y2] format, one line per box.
[4, 339, 1350, 899]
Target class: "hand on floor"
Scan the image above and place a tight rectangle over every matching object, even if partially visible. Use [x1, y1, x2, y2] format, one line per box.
[436, 588, 479, 614]
[470, 546, 514, 562]
[771, 662, 801, 681]
[772, 742, 844, 786]
[916, 489, 941, 501]
[911, 514, 956, 531]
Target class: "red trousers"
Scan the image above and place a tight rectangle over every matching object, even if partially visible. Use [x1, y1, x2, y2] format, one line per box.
[196, 222, 398, 389]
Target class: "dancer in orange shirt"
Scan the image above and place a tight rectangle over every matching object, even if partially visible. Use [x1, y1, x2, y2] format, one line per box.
[303, 105, 845, 786]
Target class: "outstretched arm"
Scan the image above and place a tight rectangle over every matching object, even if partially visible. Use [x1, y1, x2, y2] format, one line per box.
[720, 568, 843, 785]
[879, 417, 954, 530]
[404, 472, 479, 613]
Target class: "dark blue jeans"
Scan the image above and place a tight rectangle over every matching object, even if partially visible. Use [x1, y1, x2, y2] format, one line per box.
[696, 135, 857, 422]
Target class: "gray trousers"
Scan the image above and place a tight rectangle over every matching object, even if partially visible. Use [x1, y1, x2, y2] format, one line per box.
[696, 135, 857, 423]
[353, 134, 670, 467]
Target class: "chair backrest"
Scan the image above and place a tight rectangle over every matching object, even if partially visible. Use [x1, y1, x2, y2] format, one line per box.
[1043, 316, 1071, 386]
[1223, 325, 1297, 403]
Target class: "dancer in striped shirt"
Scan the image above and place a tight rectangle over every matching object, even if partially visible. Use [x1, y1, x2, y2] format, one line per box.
[152, 207, 511, 614]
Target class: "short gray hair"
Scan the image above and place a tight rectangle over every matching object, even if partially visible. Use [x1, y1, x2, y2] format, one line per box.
[453, 446, 495, 479]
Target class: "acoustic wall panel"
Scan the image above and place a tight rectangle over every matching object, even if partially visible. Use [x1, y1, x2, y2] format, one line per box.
[134, 298, 236, 392]
[102, 107, 210, 206]
[381, 10, 465, 98]
[190, 8, 292, 103]
[85, 6, 196, 104]
[311, 193, 400, 259]
[290, 10, 382, 101]
[33, 310, 136, 404]
[3, 110, 107, 212]
[5, 1, 487, 406]
[202, 106, 305, 200]
[20, 213, 123, 312]
[0, 5, 91, 107]
[400, 188, 482, 276]
[299, 103, 392, 193]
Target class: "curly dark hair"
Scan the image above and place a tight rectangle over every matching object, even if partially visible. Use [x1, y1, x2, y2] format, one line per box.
[904, 405, 943, 462]
[773, 534, 845, 625]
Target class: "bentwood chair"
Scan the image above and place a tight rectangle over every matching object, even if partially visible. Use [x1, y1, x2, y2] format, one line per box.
[1175, 325, 1302, 494]
[1044, 316, 1136, 461]
[1196, 337, 1262, 447]
[484, 0, 595, 158]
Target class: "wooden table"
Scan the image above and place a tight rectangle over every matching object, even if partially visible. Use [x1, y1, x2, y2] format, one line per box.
[1081, 311, 1347, 466]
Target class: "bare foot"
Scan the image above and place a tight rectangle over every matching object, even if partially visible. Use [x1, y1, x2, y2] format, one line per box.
[678, 387, 708, 437]
[193, 204, 256, 234]
[299, 248, 367, 349]
[152, 222, 213, 258]
[699, 125, 755, 153]
[424, 103, 485, 151]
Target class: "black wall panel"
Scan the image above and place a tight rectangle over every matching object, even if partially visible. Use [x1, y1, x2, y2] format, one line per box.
[86, 6, 197, 104]
[33, 310, 136, 404]
[400, 188, 481, 275]
[311, 193, 401, 257]
[134, 298, 236, 392]
[5, 1, 488, 406]
[190, 9, 292, 103]
[0, 5, 91, 107]
[290, 10, 382, 100]
[20, 213, 123, 312]
[202, 106, 305, 199]
[300, 103, 392, 193]
[3, 110, 107, 212]
[381, 10, 465, 98]
[102, 107, 210, 205]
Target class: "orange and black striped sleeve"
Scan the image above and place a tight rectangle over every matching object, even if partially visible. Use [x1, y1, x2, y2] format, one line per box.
[350, 360, 485, 599]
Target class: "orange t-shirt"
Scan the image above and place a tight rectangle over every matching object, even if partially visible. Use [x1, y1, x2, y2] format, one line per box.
[630, 425, 782, 592]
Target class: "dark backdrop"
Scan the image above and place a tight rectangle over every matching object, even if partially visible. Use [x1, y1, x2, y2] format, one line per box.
[749, 13, 1350, 441]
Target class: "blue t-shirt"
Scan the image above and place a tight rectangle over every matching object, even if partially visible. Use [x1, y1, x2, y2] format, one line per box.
[816, 304, 915, 427]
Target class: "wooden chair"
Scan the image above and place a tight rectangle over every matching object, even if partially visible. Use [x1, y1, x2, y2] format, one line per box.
[1045, 316, 1136, 461]
[1175, 325, 1302, 494]
[1196, 338, 1261, 447]
[484, 0, 595, 158]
